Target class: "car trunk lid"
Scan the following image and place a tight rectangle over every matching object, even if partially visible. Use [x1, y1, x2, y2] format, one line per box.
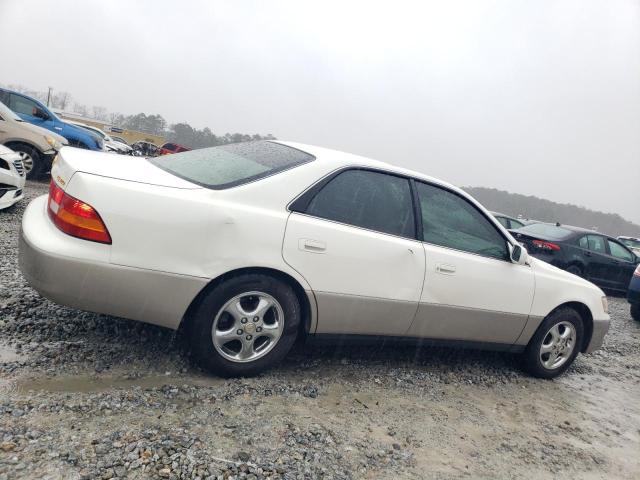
[52, 146, 201, 190]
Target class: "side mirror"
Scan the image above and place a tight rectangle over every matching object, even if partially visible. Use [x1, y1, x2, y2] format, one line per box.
[509, 243, 528, 265]
[32, 107, 49, 120]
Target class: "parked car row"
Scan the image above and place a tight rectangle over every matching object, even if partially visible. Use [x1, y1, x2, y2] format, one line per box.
[0, 87, 193, 178]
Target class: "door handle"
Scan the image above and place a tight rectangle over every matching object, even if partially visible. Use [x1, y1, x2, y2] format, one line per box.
[299, 238, 326, 253]
[584, 251, 592, 257]
[436, 263, 456, 274]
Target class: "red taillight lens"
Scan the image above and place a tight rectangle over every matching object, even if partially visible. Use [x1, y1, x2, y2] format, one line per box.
[634, 264, 640, 277]
[47, 180, 112, 244]
[532, 239, 561, 251]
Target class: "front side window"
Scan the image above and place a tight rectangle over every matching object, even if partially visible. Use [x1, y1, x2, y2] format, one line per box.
[416, 182, 508, 260]
[608, 240, 634, 261]
[150, 141, 314, 189]
[304, 169, 415, 238]
[9, 94, 39, 117]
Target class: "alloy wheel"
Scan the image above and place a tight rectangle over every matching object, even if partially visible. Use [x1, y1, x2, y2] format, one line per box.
[539, 321, 577, 369]
[19, 152, 33, 173]
[211, 291, 284, 363]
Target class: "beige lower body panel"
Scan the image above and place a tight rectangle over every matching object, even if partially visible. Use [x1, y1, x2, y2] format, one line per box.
[407, 302, 531, 344]
[19, 230, 207, 330]
[314, 291, 419, 336]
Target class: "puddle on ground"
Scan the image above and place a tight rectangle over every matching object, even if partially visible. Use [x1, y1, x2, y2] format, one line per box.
[16, 374, 226, 394]
[0, 344, 26, 363]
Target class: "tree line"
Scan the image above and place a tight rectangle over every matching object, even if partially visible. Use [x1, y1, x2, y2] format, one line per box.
[2, 84, 275, 148]
[465, 186, 640, 237]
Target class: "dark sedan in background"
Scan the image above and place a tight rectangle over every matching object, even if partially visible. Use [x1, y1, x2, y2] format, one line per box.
[629, 264, 640, 321]
[510, 223, 639, 293]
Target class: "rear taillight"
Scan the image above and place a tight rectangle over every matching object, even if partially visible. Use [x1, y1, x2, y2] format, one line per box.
[532, 239, 561, 251]
[47, 180, 112, 244]
[634, 264, 640, 277]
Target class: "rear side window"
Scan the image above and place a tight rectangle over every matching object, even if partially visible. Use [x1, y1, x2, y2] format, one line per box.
[304, 169, 415, 238]
[416, 182, 508, 260]
[163, 143, 176, 150]
[150, 141, 314, 189]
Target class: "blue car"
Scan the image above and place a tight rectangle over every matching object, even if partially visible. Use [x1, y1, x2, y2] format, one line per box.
[629, 264, 640, 321]
[0, 88, 104, 176]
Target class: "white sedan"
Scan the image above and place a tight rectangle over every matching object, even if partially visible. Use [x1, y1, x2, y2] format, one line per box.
[0, 145, 26, 209]
[19, 141, 610, 378]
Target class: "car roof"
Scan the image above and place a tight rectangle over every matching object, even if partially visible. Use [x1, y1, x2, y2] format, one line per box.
[278, 141, 465, 196]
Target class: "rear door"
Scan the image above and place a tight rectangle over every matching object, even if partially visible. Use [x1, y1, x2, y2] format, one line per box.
[408, 181, 534, 344]
[283, 169, 425, 336]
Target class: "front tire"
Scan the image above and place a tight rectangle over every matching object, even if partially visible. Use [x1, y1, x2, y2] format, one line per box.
[522, 307, 584, 379]
[631, 304, 640, 322]
[10, 144, 44, 179]
[189, 274, 301, 377]
[566, 264, 583, 277]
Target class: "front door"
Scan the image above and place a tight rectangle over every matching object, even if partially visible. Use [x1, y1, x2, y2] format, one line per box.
[283, 169, 425, 336]
[606, 239, 638, 289]
[407, 181, 535, 344]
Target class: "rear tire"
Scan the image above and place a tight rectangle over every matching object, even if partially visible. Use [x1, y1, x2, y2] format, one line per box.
[566, 265, 583, 277]
[631, 304, 640, 322]
[522, 307, 584, 379]
[188, 274, 301, 377]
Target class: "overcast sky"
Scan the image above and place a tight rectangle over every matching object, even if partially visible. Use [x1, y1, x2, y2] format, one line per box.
[2, 0, 639, 223]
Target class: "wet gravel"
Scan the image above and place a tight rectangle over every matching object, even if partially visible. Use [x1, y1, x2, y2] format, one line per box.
[1, 181, 639, 479]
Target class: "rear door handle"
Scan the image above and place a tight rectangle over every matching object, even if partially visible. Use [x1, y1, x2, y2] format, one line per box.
[436, 263, 456, 274]
[299, 238, 326, 253]
[584, 251, 592, 257]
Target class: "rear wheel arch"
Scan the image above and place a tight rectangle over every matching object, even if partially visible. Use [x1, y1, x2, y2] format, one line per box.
[179, 267, 314, 340]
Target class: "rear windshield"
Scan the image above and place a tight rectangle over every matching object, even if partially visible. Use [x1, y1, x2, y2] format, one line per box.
[516, 223, 574, 240]
[149, 141, 314, 189]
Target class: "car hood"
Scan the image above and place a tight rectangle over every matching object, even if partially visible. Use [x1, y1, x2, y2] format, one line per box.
[529, 255, 604, 295]
[6, 119, 67, 146]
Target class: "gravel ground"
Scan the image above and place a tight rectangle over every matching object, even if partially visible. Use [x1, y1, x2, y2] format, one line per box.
[1, 181, 639, 479]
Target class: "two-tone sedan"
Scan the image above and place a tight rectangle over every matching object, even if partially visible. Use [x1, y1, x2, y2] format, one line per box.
[20, 141, 610, 378]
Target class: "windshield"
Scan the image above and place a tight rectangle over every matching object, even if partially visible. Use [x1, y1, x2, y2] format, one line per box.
[515, 223, 574, 240]
[620, 238, 640, 249]
[149, 141, 315, 189]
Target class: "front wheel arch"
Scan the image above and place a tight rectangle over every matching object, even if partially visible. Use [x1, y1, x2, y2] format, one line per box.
[179, 267, 314, 341]
[539, 302, 593, 353]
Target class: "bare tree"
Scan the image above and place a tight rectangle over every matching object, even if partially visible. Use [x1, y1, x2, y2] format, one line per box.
[92, 106, 108, 121]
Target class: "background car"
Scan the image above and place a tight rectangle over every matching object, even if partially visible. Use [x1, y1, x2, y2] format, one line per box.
[20, 141, 610, 379]
[0, 88, 104, 152]
[618, 236, 640, 256]
[491, 211, 527, 230]
[0, 145, 26, 210]
[111, 136, 129, 145]
[0, 101, 67, 178]
[131, 141, 159, 157]
[511, 223, 639, 293]
[68, 121, 132, 154]
[158, 142, 190, 155]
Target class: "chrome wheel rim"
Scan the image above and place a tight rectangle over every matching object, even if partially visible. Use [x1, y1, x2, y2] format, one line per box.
[540, 321, 576, 370]
[19, 152, 33, 173]
[211, 291, 284, 363]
